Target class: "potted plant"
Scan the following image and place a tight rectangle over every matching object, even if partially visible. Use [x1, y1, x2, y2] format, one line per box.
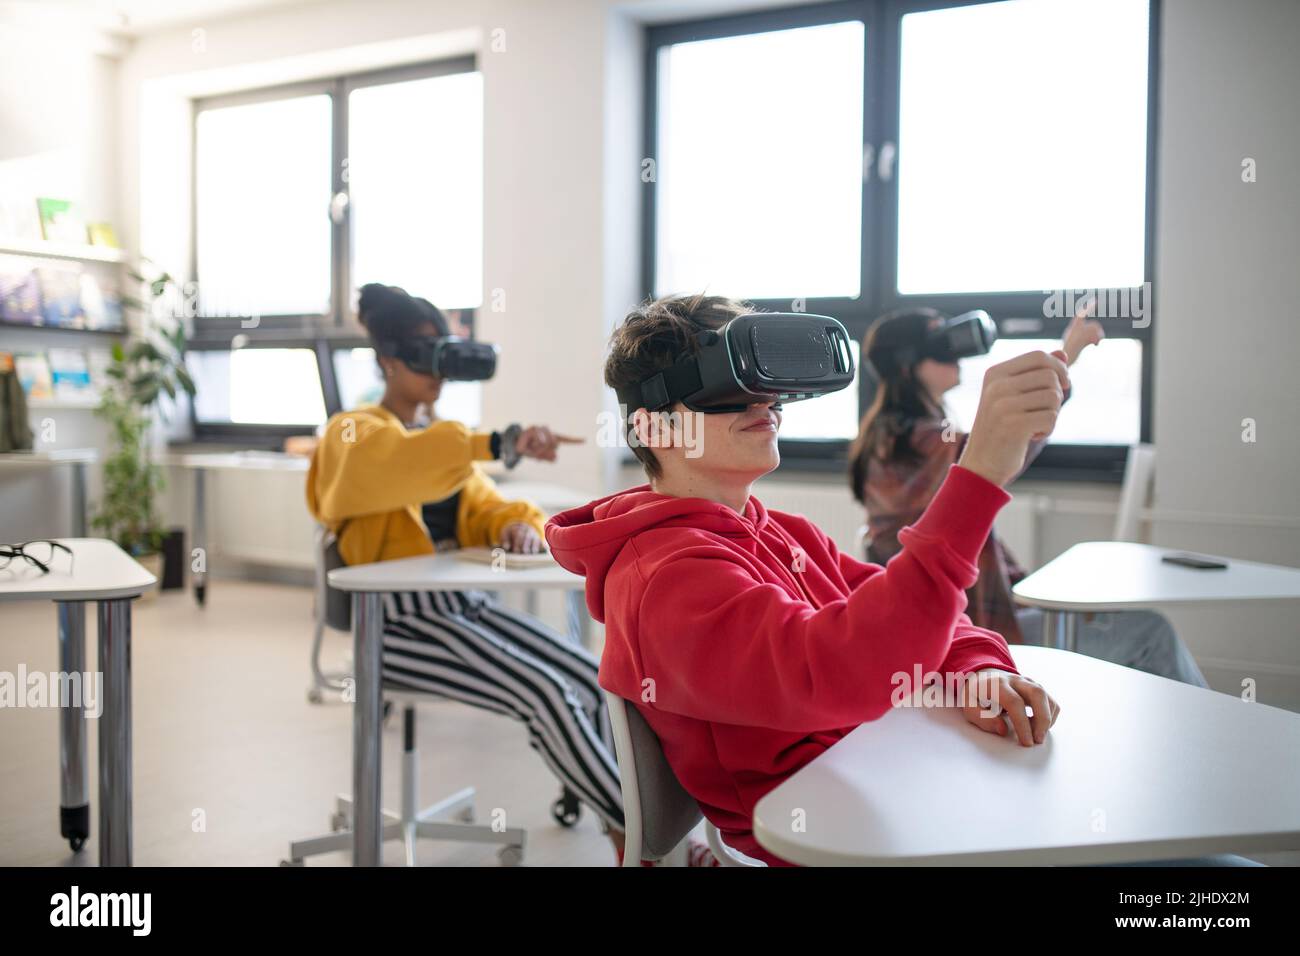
[92, 269, 195, 592]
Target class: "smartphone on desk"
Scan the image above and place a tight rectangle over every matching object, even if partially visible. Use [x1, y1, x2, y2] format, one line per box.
[1161, 552, 1229, 570]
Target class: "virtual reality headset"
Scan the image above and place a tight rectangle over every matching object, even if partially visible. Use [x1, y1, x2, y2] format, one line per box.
[377, 336, 499, 381]
[616, 312, 856, 414]
[912, 309, 998, 364]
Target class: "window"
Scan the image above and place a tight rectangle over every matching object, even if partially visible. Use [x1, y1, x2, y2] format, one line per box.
[896, 0, 1149, 294]
[646, 0, 1156, 478]
[189, 58, 483, 439]
[188, 347, 327, 428]
[194, 94, 333, 319]
[653, 20, 864, 299]
[348, 71, 484, 308]
[944, 338, 1142, 446]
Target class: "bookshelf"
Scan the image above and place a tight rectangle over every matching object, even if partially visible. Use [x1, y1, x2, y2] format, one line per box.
[0, 237, 127, 265]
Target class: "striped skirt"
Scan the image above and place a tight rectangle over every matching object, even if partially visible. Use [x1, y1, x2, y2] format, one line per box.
[380, 589, 624, 832]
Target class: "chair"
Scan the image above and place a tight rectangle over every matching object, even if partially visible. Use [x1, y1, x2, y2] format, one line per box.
[603, 690, 764, 867]
[1113, 443, 1156, 542]
[305, 525, 351, 704]
[284, 526, 527, 866]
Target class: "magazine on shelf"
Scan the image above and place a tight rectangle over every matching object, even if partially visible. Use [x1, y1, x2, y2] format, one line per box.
[0, 256, 42, 324]
[34, 264, 85, 328]
[14, 351, 53, 400]
[48, 348, 92, 397]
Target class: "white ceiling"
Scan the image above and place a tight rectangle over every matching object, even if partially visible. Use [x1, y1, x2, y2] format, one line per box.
[0, 0, 323, 36]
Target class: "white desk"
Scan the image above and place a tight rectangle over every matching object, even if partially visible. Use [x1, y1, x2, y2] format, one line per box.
[0, 538, 156, 866]
[1013, 541, 1300, 650]
[0, 448, 98, 536]
[753, 645, 1300, 866]
[161, 451, 589, 608]
[161, 451, 310, 607]
[328, 551, 586, 866]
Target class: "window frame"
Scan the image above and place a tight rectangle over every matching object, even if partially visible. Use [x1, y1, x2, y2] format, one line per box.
[186, 55, 480, 442]
[643, 0, 1160, 481]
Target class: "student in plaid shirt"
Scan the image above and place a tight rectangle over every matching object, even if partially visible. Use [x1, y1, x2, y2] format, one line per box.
[850, 306, 1206, 687]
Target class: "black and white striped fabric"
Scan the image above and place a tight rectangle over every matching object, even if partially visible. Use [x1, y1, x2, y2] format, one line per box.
[380, 589, 625, 832]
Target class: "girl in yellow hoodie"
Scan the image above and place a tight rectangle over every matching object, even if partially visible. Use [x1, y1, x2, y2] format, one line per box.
[307, 284, 623, 839]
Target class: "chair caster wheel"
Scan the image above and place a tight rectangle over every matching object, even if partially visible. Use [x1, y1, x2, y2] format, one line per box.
[497, 845, 524, 867]
[552, 789, 581, 828]
[307, 687, 324, 704]
[68, 836, 86, 853]
[330, 811, 349, 832]
[280, 858, 303, 867]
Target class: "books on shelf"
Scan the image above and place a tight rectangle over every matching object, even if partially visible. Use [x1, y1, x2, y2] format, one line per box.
[35, 264, 85, 327]
[14, 351, 52, 400]
[48, 347, 92, 397]
[5, 346, 113, 405]
[0, 255, 123, 331]
[0, 256, 42, 324]
[36, 198, 88, 245]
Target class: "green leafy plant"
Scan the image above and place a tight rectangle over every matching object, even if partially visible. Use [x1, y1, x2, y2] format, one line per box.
[91, 270, 196, 556]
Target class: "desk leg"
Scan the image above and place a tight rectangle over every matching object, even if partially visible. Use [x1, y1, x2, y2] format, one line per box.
[57, 602, 89, 853]
[1042, 610, 1079, 653]
[192, 469, 207, 606]
[352, 592, 383, 866]
[566, 590, 592, 649]
[70, 463, 87, 538]
[97, 599, 132, 867]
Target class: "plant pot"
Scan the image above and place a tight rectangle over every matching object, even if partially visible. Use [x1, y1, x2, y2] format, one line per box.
[135, 552, 164, 602]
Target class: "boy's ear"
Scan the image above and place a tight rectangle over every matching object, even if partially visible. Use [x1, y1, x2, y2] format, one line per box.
[630, 406, 683, 456]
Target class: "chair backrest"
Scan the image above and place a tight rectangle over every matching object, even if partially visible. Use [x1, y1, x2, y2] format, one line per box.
[315, 525, 352, 632]
[603, 690, 702, 864]
[1113, 443, 1156, 542]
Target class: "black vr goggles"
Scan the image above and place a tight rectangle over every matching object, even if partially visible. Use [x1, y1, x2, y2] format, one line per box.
[880, 309, 998, 371]
[377, 336, 499, 381]
[616, 312, 856, 414]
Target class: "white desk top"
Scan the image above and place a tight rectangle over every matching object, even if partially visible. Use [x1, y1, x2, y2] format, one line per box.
[0, 448, 98, 465]
[160, 450, 310, 472]
[753, 645, 1300, 866]
[329, 550, 584, 593]
[0, 538, 156, 602]
[1013, 541, 1300, 612]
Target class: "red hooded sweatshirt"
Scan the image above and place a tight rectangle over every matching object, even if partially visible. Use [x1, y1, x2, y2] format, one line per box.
[546, 464, 1018, 865]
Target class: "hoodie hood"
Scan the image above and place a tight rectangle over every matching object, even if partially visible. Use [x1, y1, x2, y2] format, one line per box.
[546, 486, 770, 622]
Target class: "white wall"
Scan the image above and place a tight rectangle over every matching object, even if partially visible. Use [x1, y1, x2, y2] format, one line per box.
[1152, 0, 1300, 703]
[0, 19, 123, 539]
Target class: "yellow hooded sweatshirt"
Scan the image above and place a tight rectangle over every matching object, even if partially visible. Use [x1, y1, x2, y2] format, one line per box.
[305, 403, 545, 567]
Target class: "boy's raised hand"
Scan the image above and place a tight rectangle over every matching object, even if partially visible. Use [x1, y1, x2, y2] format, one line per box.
[958, 350, 1069, 487]
[961, 668, 1061, 747]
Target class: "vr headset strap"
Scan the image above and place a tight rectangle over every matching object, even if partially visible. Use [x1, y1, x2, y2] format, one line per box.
[621, 355, 703, 412]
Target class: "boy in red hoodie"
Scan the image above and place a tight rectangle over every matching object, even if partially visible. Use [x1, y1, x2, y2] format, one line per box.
[546, 294, 1062, 865]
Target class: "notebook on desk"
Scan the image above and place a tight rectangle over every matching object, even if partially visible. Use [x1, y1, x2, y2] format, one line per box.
[454, 546, 557, 570]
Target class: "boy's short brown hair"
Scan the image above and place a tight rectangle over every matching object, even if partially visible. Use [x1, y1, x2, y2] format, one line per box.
[605, 293, 753, 478]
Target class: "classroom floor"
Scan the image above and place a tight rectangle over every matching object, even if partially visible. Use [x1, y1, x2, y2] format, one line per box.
[1, 579, 1295, 867]
[0, 580, 616, 867]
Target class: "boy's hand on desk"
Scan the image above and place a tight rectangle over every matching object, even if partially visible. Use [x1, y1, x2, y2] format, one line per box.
[500, 522, 545, 554]
[961, 669, 1060, 747]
